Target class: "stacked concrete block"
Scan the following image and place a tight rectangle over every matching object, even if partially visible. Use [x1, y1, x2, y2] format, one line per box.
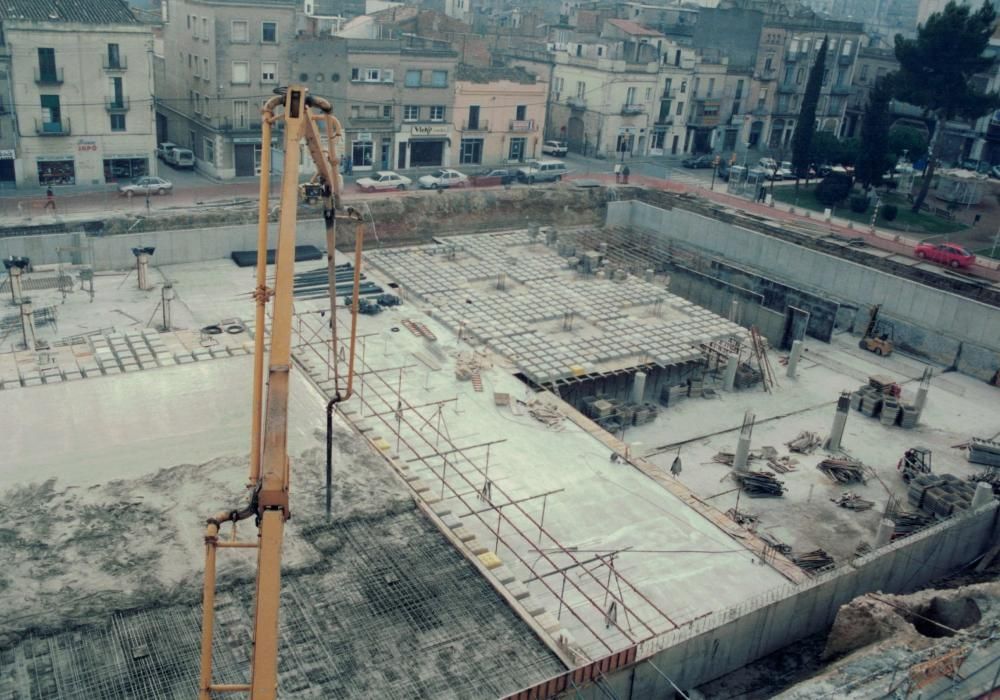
[880, 397, 900, 426]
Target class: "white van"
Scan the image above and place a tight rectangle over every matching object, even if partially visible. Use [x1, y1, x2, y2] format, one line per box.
[166, 148, 195, 169]
[517, 159, 569, 184]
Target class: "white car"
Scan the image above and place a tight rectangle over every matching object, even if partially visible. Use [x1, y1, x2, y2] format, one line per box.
[542, 140, 568, 157]
[118, 176, 173, 196]
[355, 171, 412, 192]
[776, 161, 794, 179]
[417, 168, 468, 189]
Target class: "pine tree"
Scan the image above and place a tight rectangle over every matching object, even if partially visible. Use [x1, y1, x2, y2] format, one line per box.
[855, 75, 893, 189]
[894, 1, 1000, 212]
[791, 35, 828, 183]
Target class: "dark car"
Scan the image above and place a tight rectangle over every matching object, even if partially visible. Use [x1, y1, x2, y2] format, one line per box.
[682, 155, 715, 169]
[471, 168, 515, 186]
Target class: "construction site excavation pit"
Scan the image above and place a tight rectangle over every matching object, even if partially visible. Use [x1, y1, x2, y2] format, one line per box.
[2, 220, 999, 698]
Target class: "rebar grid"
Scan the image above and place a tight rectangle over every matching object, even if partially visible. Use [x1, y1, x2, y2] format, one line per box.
[297, 311, 680, 655]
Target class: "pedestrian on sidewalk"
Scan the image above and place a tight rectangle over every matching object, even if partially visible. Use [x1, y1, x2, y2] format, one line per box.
[622, 165, 630, 185]
[44, 187, 56, 212]
[613, 164, 622, 183]
[756, 184, 766, 203]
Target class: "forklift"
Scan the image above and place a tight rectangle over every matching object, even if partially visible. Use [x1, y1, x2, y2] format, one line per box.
[859, 304, 894, 356]
[898, 446, 932, 483]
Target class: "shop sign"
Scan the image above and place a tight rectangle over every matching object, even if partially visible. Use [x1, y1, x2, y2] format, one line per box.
[409, 124, 450, 137]
[77, 139, 98, 152]
[0, 149, 14, 160]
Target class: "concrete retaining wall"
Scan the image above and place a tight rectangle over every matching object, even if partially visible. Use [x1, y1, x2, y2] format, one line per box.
[609, 201, 1000, 380]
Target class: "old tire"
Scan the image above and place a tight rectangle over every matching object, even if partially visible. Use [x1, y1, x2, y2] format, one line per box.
[917, 250, 926, 259]
[949, 260, 960, 269]
[874, 347, 883, 356]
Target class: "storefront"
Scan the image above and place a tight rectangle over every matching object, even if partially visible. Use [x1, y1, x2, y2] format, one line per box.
[37, 156, 75, 186]
[0, 150, 15, 188]
[103, 156, 149, 183]
[233, 138, 262, 177]
[398, 124, 451, 169]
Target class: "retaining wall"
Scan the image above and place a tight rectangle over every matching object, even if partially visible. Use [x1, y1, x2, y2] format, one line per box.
[609, 200, 1000, 380]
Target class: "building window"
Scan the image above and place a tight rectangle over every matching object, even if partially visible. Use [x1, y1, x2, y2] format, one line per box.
[680, 80, 687, 93]
[193, 16, 199, 38]
[203, 58, 210, 80]
[796, 67, 804, 84]
[107, 44, 121, 69]
[40, 94, 62, 131]
[193, 55, 200, 77]
[460, 138, 482, 164]
[764, 54, 773, 71]
[352, 139, 373, 167]
[403, 105, 419, 121]
[576, 81, 585, 98]
[203, 96, 210, 118]
[735, 79, 744, 99]
[231, 20, 249, 42]
[261, 61, 277, 83]
[232, 61, 249, 84]
[103, 158, 147, 182]
[675, 100, 684, 116]
[38, 159, 75, 186]
[429, 105, 445, 121]
[37, 47, 58, 82]
[707, 78, 715, 98]
[233, 99, 249, 128]
[516, 104, 526, 120]
[645, 87, 652, 101]
[626, 87, 636, 105]
[202, 17, 209, 39]
[860, 64, 868, 81]
[262, 21, 277, 43]
[110, 114, 127, 131]
[430, 70, 447, 87]
[383, 105, 392, 119]
[204, 138, 215, 165]
[405, 69, 421, 87]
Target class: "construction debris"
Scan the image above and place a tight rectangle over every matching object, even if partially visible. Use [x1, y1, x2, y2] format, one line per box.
[968, 467, 1000, 496]
[725, 508, 758, 527]
[817, 458, 868, 484]
[767, 456, 798, 474]
[786, 431, 823, 454]
[967, 438, 1000, 467]
[891, 509, 935, 538]
[831, 492, 875, 511]
[793, 549, 835, 572]
[525, 399, 564, 429]
[734, 470, 785, 497]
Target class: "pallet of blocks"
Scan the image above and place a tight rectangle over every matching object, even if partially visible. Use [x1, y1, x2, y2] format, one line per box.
[968, 438, 1000, 467]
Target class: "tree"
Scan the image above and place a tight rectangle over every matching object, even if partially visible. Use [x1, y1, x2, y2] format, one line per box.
[809, 131, 842, 167]
[894, 1, 1000, 212]
[888, 124, 929, 163]
[855, 76, 893, 189]
[792, 35, 829, 183]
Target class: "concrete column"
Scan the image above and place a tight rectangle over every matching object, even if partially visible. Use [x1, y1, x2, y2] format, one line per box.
[137, 253, 150, 291]
[20, 300, 36, 350]
[723, 354, 738, 391]
[733, 411, 754, 473]
[875, 518, 895, 548]
[786, 340, 804, 378]
[729, 299, 739, 323]
[631, 370, 647, 404]
[644, 268, 654, 282]
[161, 283, 174, 330]
[9, 265, 23, 304]
[826, 393, 851, 451]
[914, 385, 929, 413]
[972, 481, 995, 509]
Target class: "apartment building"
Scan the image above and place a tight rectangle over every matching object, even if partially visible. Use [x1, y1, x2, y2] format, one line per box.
[155, 0, 297, 178]
[292, 13, 460, 172]
[453, 64, 547, 166]
[0, 0, 155, 189]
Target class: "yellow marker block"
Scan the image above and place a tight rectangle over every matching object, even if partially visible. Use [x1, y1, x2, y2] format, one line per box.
[478, 551, 502, 570]
[570, 364, 586, 377]
[371, 437, 391, 452]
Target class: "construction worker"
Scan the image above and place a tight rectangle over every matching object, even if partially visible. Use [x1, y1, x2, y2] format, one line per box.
[44, 187, 56, 212]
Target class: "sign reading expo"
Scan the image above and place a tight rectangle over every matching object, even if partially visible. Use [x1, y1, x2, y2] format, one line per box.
[77, 139, 98, 152]
[409, 124, 450, 137]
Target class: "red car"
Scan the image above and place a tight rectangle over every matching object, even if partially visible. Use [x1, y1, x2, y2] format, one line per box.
[914, 242, 976, 269]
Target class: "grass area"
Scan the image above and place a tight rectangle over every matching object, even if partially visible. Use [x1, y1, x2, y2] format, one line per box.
[769, 184, 966, 235]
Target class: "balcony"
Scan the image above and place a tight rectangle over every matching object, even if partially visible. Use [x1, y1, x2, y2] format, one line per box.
[460, 120, 489, 132]
[777, 82, 798, 95]
[102, 55, 128, 71]
[106, 97, 130, 112]
[351, 112, 393, 123]
[785, 51, 801, 62]
[838, 54, 853, 66]
[509, 119, 536, 132]
[756, 68, 777, 81]
[830, 84, 852, 96]
[219, 117, 262, 133]
[654, 117, 674, 126]
[34, 117, 71, 136]
[621, 103, 646, 115]
[567, 96, 586, 110]
[34, 67, 63, 85]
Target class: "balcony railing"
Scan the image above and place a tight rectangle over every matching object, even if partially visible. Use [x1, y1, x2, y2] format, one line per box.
[34, 67, 63, 85]
[621, 103, 645, 115]
[838, 54, 853, 66]
[351, 113, 393, 122]
[106, 97, 130, 112]
[219, 117, 262, 132]
[689, 113, 720, 127]
[567, 96, 586, 110]
[509, 119, 535, 131]
[103, 55, 128, 70]
[756, 68, 777, 81]
[830, 84, 851, 95]
[34, 117, 71, 136]
[460, 120, 489, 132]
[777, 82, 797, 94]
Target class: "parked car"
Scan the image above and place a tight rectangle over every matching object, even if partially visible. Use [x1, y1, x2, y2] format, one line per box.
[541, 140, 568, 157]
[162, 147, 194, 169]
[156, 142, 177, 161]
[355, 171, 412, 192]
[989, 164, 1000, 180]
[682, 155, 715, 169]
[776, 161, 794, 179]
[417, 168, 468, 189]
[915, 242, 976, 269]
[118, 176, 173, 196]
[758, 157, 778, 171]
[471, 168, 515, 186]
[517, 159, 569, 183]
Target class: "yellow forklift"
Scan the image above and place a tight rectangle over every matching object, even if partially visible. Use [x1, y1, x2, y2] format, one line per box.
[859, 304, 894, 356]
